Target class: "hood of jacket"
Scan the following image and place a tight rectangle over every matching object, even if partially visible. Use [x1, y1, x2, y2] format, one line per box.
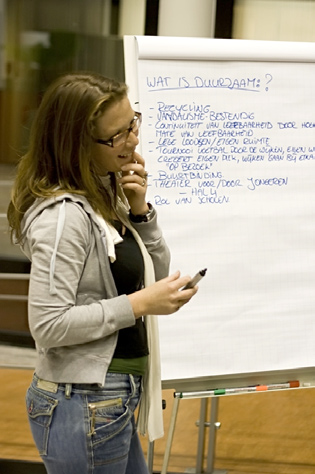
[18, 193, 103, 261]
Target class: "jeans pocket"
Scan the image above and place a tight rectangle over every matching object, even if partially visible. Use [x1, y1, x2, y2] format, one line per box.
[88, 397, 127, 439]
[87, 396, 136, 467]
[26, 385, 58, 455]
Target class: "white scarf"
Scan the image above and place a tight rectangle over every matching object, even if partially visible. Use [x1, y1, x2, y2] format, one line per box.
[99, 175, 164, 441]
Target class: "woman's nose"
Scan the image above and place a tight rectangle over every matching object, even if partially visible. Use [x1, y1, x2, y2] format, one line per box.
[127, 130, 139, 147]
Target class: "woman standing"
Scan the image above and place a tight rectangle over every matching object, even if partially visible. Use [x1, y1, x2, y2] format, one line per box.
[7, 72, 197, 474]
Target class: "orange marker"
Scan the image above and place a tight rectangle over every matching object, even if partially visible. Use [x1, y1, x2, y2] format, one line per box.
[256, 381, 300, 391]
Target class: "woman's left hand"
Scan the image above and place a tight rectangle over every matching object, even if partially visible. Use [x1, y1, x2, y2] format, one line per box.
[119, 152, 149, 215]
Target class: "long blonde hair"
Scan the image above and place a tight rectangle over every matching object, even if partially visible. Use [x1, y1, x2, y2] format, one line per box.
[7, 72, 128, 241]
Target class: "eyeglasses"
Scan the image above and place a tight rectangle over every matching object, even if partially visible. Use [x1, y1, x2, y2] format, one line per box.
[95, 112, 142, 148]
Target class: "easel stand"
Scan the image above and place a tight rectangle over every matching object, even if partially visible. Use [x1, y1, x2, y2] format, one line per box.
[160, 392, 227, 474]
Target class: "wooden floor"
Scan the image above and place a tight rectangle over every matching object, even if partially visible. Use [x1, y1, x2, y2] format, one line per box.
[1, 368, 315, 473]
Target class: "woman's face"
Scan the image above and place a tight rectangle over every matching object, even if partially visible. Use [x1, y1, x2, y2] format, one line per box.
[92, 96, 139, 175]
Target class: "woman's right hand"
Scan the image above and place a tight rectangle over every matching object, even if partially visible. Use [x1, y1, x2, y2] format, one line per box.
[127, 271, 198, 318]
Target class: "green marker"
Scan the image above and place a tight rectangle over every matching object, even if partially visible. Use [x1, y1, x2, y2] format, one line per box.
[214, 389, 226, 395]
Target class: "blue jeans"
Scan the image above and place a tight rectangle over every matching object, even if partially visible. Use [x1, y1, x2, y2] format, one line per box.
[26, 373, 149, 474]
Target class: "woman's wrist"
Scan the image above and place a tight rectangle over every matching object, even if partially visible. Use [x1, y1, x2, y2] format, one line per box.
[127, 290, 148, 319]
[129, 203, 154, 223]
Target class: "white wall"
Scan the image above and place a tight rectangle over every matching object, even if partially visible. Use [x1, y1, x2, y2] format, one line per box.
[158, 0, 217, 37]
[118, 0, 146, 36]
[233, 0, 315, 41]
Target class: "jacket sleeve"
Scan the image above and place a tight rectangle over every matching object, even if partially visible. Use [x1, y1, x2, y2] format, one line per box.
[27, 201, 135, 349]
[129, 207, 171, 281]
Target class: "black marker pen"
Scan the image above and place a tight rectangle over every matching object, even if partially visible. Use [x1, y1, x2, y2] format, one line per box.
[182, 268, 207, 290]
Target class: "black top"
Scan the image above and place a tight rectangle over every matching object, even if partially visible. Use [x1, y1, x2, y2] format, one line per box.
[110, 221, 149, 358]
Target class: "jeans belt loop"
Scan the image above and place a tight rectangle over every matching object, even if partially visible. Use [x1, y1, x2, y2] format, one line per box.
[65, 383, 72, 399]
[129, 374, 136, 398]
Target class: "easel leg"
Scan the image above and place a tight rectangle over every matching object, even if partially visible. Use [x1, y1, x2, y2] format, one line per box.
[147, 441, 154, 474]
[196, 398, 208, 473]
[161, 396, 180, 474]
[205, 397, 227, 474]
[160, 395, 227, 474]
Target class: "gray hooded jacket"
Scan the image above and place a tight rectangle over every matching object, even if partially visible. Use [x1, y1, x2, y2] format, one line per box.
[19, 193, 170, 389]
